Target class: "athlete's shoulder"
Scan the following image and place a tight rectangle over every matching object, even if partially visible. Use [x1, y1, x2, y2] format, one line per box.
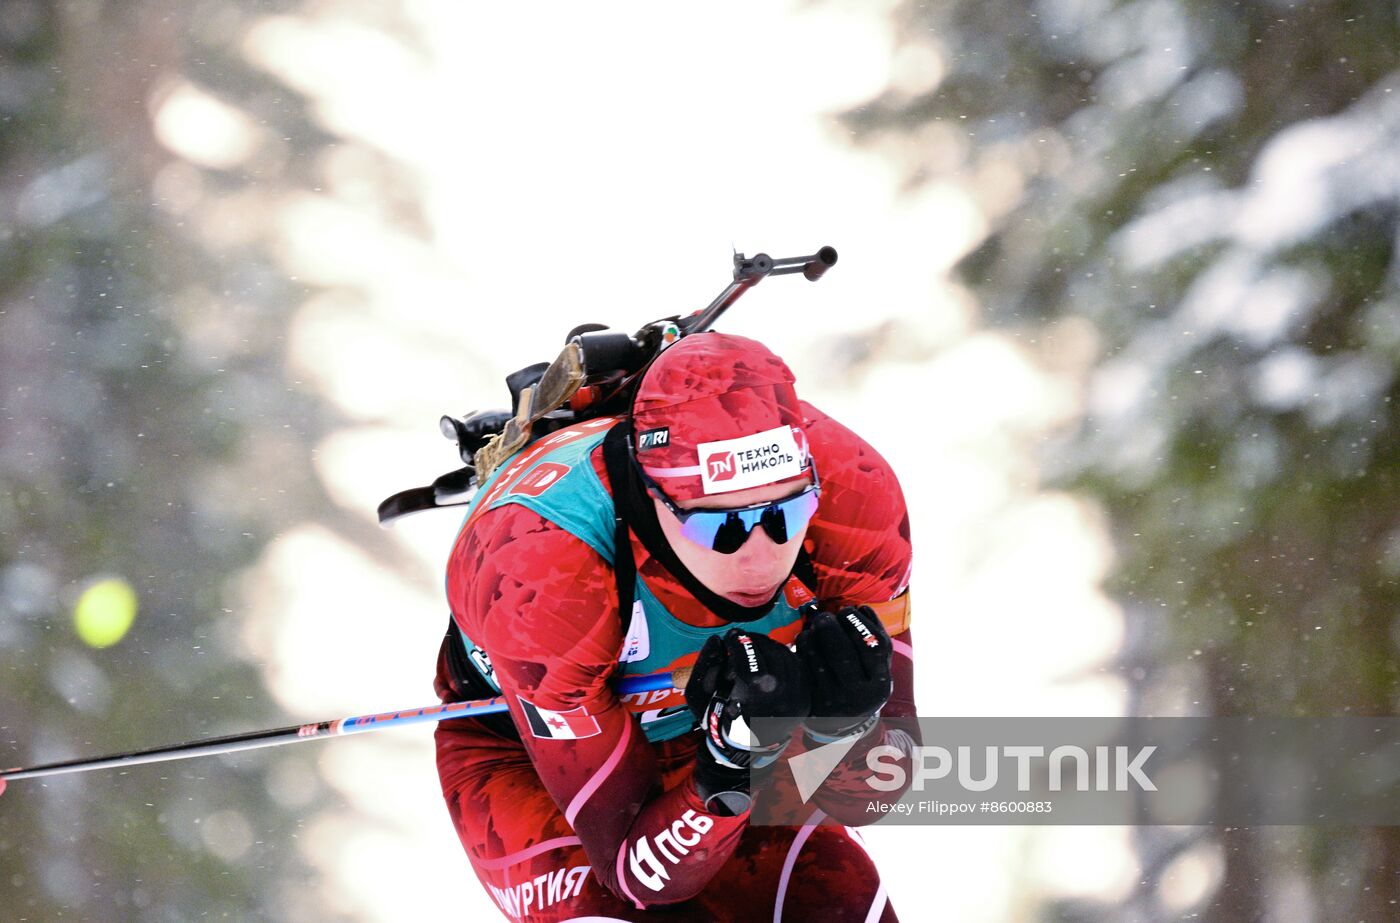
[799, 400, 911, 604]
[449, 499, 611, 615]
[447, 502, 622, 695]
[799, 400, 905, 505]
[468, 417, 619, 515]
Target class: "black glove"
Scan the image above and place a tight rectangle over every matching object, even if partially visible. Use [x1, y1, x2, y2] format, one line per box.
[685, 628, 810, 815]
[796, 606, 893, 741]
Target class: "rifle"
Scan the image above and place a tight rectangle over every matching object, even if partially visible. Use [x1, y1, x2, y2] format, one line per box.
[377, 246, 836, 525]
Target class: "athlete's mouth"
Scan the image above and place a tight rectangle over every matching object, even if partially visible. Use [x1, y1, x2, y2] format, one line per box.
[728, 584, 780, 603]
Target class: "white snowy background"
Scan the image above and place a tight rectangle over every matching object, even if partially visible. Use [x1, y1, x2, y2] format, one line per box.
[205, 2, 1137, 920]
[10, 0, 1399, 918]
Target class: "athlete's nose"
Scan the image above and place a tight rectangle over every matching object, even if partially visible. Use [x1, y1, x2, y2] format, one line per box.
[733, 522, 785, 568]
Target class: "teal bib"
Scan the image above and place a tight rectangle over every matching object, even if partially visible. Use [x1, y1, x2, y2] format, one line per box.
[453, 421, 808, 743]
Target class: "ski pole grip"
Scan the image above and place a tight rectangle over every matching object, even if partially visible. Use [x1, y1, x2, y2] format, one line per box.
[803, 246, 838, 281]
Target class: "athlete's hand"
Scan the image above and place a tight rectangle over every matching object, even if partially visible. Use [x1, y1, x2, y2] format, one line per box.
[685, 628, 809, 814]
[797, 606, 892, 740]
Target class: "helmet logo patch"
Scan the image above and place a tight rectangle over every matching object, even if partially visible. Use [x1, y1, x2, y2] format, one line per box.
[637, 427, 670, 450]
[696, 426, 805, 495]
[705, 451, 736, 482]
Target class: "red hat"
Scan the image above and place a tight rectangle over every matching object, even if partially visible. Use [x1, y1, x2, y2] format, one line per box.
[631, 333, 811, 502]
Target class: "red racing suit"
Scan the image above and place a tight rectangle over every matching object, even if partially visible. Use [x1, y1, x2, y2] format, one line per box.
[434, 402, 915, 921]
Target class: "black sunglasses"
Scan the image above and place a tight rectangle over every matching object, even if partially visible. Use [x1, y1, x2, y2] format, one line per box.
[629, 441, 820, 554]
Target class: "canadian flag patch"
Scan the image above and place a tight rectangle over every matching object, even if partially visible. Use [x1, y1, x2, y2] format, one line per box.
[518, 696, 602, 740]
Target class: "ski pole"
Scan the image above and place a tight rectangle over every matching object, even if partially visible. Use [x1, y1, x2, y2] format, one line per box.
[0, 668, 690, 784]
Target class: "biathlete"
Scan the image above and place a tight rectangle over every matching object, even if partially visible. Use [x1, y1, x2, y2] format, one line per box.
[433, 332, 916, 921]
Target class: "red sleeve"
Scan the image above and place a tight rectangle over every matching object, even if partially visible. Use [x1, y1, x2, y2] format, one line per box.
[443, 503, 747, 907]
[801, 402, 914, 609]
[794, 403, 921, 822]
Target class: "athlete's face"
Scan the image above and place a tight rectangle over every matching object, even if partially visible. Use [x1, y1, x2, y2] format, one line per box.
[653, 478, 813, 607]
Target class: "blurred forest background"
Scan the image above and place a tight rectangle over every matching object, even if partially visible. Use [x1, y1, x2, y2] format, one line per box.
[0, 1, 396, 919]
[841, 0, 1400, 918]
[1, 1, 1398, 921]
